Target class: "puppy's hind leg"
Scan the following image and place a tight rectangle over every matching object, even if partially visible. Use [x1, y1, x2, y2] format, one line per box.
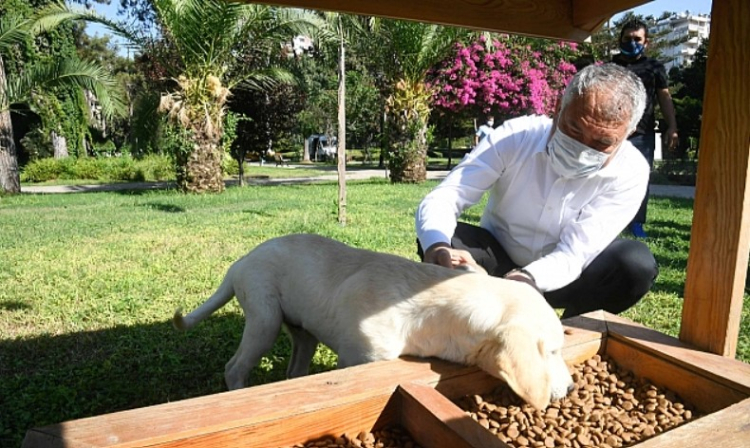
[283, 324, 319, 378]
[224, 304, 283, 390]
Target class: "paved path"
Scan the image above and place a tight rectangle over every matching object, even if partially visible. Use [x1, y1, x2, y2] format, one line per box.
[20, 166, 696, 199]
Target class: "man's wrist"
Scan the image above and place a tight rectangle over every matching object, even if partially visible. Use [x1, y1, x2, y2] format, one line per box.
[504, 268, 542, 294]
[504, 268, 536, 283]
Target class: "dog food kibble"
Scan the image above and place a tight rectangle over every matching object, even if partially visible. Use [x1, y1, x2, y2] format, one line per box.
[456, 355, 700, 447]
[284, 426, 421, 448]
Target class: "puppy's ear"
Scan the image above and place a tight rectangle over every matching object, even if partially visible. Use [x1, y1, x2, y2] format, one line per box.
[475, 328, 551, 410]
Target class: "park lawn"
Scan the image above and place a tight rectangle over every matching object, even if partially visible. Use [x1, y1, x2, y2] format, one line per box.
[1, 179, 748, 447]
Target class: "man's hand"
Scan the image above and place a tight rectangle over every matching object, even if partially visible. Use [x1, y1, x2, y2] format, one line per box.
[665, 126, 678, 151]
[424, 243, 478, 270]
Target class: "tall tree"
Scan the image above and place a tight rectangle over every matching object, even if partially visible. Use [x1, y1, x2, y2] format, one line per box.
[368, 18, 470, 183]
[309, 13, 370, 224]
[0, 2, 126, 194]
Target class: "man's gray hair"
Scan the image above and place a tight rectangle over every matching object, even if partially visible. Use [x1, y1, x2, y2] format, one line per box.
[560, 63, 647, 134]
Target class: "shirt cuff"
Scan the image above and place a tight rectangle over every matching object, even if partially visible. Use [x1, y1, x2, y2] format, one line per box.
[417, 230, 451, 254]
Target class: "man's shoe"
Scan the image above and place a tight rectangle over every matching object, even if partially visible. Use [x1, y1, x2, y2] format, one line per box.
[629, 222, 648, 238]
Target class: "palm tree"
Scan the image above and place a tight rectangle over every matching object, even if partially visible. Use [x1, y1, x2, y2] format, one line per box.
[369, 19, 470, 183]
[147, 0, 320, 193]
[0, 4, 126, 194]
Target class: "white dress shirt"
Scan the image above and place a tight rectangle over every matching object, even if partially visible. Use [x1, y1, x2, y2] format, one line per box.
[416, 115, 649, 292]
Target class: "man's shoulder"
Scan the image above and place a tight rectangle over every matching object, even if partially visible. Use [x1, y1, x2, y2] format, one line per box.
[615, 140, 651, 174]
[614, 54, 665, 69]
[505, 114, 552, 129]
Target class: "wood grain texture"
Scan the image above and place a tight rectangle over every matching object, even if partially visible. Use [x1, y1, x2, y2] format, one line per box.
[631, 399, 750, 448]
[21, 358, 474, 448]
[244, 0, 650, 40]
[606, 338, 747, 414]
[680, 0, 750, 357]
[604, 313, 750, 395]
[398, 383, 508, 448]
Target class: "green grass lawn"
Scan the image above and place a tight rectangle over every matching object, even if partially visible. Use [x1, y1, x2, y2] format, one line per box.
[1, 180, 748, 447]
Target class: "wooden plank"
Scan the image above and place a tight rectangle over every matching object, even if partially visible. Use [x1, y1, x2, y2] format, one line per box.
[605, 338, 749, 414]
[156, 394, 394, 448]
[680, 0, 750, 357]
[244, 0, 650, 41]
[572, 0, 648, 27]
[632, 398, 750, 448]
[604, 313, 750, 395]
[561, 309, 609, 361]
[22, 358, 476, 448]
[398, 383, 508, 448]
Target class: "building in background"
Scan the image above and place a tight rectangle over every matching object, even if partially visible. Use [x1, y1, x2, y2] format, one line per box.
[653, 12, 711, 71]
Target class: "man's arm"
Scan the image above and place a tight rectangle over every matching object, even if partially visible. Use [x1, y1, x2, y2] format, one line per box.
[657, 88, 678, 150]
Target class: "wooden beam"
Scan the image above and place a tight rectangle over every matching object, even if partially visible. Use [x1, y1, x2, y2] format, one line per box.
[680, 0, 750, 357]
[572, 0, 650, 27]
[249, 0, 651, 41]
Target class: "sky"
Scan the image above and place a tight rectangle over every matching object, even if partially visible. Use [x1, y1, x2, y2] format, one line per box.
[82, 0, 714, 57]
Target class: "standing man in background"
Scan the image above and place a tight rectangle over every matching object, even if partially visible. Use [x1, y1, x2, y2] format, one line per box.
[613, 19, 678, 239]
[474, 116, 495, 146]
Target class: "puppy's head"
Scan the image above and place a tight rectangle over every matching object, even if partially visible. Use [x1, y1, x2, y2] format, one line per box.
[473, 323, 573, 410]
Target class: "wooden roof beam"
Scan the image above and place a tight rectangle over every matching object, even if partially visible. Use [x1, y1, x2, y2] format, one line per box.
[248, 0, 652, 41]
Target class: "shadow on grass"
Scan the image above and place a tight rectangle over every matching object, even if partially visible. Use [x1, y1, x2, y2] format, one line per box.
[139, 202, 187, 213]
[0, 315, 335, 447]
[0, 300, 31, 311]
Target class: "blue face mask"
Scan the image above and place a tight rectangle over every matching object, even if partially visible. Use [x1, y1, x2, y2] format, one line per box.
[620, 40, 645, 57]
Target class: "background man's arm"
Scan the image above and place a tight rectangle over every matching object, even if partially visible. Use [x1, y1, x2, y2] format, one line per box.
[657, 88, 678, 150]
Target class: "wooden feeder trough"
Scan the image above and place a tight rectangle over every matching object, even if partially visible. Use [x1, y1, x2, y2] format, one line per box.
[22, 311, 750, 447]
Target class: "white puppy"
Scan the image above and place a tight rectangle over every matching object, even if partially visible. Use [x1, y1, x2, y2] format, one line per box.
[174, 234, 573, 409]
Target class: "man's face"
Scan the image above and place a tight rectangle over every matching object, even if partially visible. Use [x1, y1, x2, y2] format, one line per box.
[621, 28, 648, 51]
[556, 90, 631, 158]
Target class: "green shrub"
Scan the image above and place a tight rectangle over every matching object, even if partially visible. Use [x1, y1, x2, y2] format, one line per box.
[103, 157, 145, 182]
[21, 155, 176, 183]
[20, 158, 63, 182]
[71, 158, 105, 180]
[222, 153, 240, 176]
[137, 154, 174, 181]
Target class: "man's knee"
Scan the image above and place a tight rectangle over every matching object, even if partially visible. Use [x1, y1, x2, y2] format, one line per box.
[616, 239, 658, 295]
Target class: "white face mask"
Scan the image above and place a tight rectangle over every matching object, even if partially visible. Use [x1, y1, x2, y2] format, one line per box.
[547, 129, 609, 178]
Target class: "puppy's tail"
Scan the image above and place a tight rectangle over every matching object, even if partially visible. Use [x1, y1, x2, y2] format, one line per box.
[173, 272, 236, 331]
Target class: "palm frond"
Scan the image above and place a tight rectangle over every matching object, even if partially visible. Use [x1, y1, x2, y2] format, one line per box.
[153, 0, 245, 73]
[7, 58, 127, 120]
[0, 13, 32, 53]
[33, 1, 140, 53]
[234, 67, 296, 93]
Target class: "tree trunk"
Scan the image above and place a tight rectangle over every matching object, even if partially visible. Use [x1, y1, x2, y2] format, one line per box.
[447, 117, 454, 169]
[303, 138, 311, 162]
[52, 131, 68, 159]
[386, 79, 429, 183]
[0, 54, 21, 194]
[177, 131, 225, 193]
[337, 26, 347, 225]
[236, 154, 245, 187]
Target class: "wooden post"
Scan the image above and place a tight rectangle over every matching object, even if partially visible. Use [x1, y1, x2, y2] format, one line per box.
[680, 0, 750, 357]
